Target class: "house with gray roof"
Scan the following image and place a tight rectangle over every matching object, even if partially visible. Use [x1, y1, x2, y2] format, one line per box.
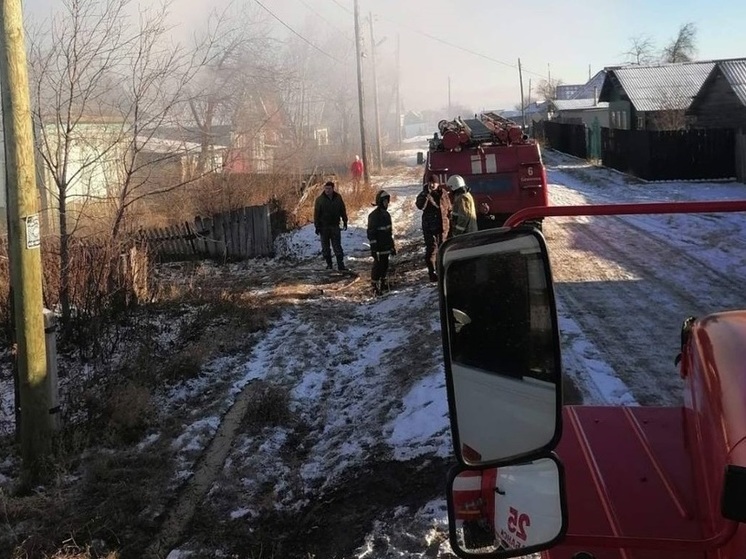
[550, 70, 610, 126]
[686, 58, 746, 130]
[598, 61, 716, 130]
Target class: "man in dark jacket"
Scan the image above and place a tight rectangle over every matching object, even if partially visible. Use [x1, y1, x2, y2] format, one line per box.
[367, 190, 396, 295]
[415, 175, 452, 282]
[314, 181, 348, 270]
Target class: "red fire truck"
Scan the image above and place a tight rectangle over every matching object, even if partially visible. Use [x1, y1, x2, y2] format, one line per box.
[423, 112, 548, 228]
[438, 201, 746, 559]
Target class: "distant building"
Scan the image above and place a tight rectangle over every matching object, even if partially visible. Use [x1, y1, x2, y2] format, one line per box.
[403, 111, 432, 138]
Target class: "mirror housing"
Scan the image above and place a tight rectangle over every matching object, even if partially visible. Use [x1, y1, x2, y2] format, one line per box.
[447, 454, 567, 558]
[438, 227, 562, 466]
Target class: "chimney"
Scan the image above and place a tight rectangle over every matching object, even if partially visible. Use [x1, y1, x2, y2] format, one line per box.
[593, 86, 598, 106]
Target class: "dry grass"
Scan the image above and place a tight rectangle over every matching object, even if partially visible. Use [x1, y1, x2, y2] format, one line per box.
[0, 160, 412, 559]
[242, 381, 292, 429]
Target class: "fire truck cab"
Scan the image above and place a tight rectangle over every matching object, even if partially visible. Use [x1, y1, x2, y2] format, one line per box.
[423, 112, 549, 228]
[438, 201, 746, 559]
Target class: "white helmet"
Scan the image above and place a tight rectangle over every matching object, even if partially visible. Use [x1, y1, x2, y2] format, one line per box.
[447, 175, 467, 192]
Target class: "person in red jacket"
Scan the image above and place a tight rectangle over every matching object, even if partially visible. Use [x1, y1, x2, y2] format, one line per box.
[350, 155, 364, 189]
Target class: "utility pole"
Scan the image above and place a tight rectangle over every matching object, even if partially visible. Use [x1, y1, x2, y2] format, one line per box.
[368, 12, 382, 173]
[448, 76, 452, 116]
[518, 58, 526, 128]
[0, 0, 52, 476]
[395, 34, 401, 148]
[353, 0, 370, 186]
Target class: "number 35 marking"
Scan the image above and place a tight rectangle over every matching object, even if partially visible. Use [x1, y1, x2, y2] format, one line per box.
[507, 507, 531, 541]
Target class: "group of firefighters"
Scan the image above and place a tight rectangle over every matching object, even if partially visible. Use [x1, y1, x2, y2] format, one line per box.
[313, 156, 489, 296]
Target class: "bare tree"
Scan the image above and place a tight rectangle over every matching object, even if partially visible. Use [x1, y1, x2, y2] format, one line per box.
[186, 4, 274, 175]
[661, 22, 697, 63]
[624, 35, 656, 65]
[29, 0, 216, 323]
[648, 88, 690, 130]
[535, 79, 563, 102]
[29, 0, 132, 323]
[272, 25, 356, 170]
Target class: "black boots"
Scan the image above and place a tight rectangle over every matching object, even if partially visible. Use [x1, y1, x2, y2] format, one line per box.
[427, 263, 437, 282]
[325, 256, 333, 270]
[336, 255, 347, 271]
[372, 278, 390, 296]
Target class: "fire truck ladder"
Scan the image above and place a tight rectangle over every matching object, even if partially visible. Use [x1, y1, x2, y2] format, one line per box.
[459, 117, 493, 143]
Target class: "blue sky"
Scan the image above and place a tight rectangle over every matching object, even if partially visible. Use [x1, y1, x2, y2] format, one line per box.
[22, 0, 746, 113]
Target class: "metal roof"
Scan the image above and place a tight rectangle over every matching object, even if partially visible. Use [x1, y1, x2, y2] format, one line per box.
[552, 99, 609, 111]
[571, 70, 608, 100]
[719, 59, 746, 106]
[610, 61, 715, 111]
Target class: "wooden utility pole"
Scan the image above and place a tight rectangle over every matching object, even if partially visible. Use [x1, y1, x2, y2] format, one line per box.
[368, 12, 382, 173]
[518, 58, 526, 128]
[0, 0, 52, 476]
[395, 34, 401, 148]
[448, 76, 452, 116]
[353, 0, 370, 186]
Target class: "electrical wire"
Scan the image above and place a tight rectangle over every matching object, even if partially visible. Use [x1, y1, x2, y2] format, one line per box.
[297, 0, 354, 43]
[254, 0, 343, 64]
[329, 0, 353, 15]
[371, 12, 548, 79]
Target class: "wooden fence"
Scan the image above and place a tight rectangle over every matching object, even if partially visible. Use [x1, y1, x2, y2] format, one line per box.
[541, 120, 738, 181]
[737, 130, 746, 183]
[140, 204, 273, 262]
[542, 121, 588, 159]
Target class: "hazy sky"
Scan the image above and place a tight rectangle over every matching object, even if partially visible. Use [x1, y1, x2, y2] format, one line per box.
[21, 0, 746, 113]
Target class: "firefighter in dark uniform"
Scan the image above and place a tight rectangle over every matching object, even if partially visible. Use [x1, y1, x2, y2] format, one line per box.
[367, 190, 396, 295]
[313, 180, 348, 270]
[416, 174, 452, 282]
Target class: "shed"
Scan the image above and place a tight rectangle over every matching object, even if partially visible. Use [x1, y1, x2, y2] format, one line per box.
[687, 58, 746, 130]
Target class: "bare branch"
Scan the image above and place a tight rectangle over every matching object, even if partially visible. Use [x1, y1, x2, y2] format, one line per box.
[661, 22, 697, 63]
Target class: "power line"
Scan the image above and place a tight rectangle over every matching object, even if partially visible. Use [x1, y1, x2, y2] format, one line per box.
[329, 0, 353, 15]
[254, 0, 342, 64]
[297, 0, 354, 42]
[373, 12, 548, 79]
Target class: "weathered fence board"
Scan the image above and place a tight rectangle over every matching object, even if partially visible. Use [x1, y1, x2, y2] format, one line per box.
[140, 204, 273, 262]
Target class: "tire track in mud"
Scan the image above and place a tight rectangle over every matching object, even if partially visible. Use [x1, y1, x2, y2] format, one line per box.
[143, 265, 368, 558]
[547, 213, 746, 407]
[145, 253, 445, 557]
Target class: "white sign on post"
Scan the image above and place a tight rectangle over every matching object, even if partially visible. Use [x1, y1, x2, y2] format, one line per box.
[25, 214, 40, 249]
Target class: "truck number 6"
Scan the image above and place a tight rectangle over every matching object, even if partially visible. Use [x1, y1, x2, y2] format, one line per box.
[507, 506, 531, 541]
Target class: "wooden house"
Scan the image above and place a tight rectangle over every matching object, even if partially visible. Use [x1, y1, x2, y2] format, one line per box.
[598, 61, 715, 130]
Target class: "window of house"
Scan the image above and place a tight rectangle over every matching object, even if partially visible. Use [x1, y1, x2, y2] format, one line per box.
[315, 128, 329, 146]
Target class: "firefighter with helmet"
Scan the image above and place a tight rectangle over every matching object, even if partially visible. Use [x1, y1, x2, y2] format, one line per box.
[448, 175, 478, 236]
[367, 190, 396, 295]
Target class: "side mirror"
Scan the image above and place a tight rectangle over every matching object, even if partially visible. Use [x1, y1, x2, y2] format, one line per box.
[447, 454, 567, 558]
[439, 228, 562, 466]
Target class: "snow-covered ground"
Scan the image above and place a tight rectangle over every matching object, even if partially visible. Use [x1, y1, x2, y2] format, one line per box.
[3, 142, 746, 558]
